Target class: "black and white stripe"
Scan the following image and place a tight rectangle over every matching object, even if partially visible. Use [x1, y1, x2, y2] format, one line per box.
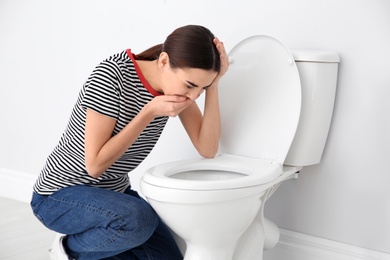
[33, 50, 168, 195]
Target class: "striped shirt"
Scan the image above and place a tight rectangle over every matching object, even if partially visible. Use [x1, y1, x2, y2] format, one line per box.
[33, 50, 168, 195]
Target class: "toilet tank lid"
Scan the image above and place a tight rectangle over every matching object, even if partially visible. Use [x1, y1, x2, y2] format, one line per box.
[291, 50, 340, 63]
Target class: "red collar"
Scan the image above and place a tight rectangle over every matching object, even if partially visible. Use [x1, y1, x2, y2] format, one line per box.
[126, 49, 162, 97]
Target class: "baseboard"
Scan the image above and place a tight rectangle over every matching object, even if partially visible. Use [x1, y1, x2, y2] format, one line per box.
[0, 168, 36, 203]
[265, 229, 390, 260]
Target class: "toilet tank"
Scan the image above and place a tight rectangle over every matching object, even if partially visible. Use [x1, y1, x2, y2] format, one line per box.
[284, 50, 340, 166]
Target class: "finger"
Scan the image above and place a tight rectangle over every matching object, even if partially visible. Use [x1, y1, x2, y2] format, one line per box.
[169, 99, 194, 117]
[214, 38, 229, 64]
[213, 38, 230, 77]
[162, 95, 188, 102]
[214, 38, 224, 53]
[165, 96, 193, 111]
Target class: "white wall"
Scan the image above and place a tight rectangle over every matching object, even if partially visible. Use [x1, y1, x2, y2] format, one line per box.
[1, 0, 389, 255]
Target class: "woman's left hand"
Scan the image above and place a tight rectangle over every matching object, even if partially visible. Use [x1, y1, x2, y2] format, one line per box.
[213, 37, 230, 79]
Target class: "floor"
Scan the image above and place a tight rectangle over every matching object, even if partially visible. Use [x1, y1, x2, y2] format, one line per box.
[0, 196, 304, 260]
[0, 196, 55, 260]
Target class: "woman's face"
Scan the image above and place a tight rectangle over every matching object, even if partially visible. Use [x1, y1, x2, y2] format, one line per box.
[158, 53, 218, 101]
[161, 66, 217, 100]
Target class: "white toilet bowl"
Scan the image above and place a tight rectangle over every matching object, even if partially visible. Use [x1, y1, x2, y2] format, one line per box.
[141, 154, 300, 259]
[141, 35, 340, 260]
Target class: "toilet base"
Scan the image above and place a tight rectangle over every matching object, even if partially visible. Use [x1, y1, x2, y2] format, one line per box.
[184, 242, 236, 260]
[177, 217, 280, 260]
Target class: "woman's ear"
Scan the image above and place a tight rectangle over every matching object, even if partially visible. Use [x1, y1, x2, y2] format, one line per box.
[158, 52, 170, 69]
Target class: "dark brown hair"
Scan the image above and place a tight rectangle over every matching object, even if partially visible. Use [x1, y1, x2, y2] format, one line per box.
[136, 25, 220, 73]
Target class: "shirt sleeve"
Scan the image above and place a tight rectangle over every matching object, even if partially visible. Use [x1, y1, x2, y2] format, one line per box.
[80, 60, 121, 119]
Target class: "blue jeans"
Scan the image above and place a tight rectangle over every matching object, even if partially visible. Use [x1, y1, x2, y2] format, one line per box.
[31, 185, 183, 260]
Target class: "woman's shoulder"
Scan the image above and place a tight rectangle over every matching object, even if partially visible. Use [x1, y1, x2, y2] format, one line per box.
[103, 50, 133, 66]
[90, 50, 135, 78]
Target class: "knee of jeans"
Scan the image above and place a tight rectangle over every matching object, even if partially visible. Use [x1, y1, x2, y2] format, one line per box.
[117, 201, 159, 243]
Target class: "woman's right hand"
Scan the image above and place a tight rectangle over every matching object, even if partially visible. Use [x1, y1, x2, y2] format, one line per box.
[144, 95, 194, 118]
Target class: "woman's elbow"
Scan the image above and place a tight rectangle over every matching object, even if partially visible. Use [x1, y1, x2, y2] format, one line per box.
[198, 146, 219, 158]
[85, 162, 104, 178]
[201, 152, 217, 158]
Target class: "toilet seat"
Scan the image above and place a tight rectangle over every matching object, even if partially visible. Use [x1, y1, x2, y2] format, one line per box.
[142, 154, 283, 190]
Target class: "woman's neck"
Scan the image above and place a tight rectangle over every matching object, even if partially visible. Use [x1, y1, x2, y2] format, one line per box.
[135, 60, 163, 94]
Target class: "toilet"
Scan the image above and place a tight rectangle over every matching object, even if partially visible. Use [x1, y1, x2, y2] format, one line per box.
[140, 35, 340, 260]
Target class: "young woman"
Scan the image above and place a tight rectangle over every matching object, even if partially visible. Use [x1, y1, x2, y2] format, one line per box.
[31, 25, 229, 260]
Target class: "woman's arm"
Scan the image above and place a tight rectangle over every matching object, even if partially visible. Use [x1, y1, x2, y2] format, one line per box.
[179, 38, 229, 158]
[84, 108, 154, 178]
[179, 84, 220, 158]
[84, 95, 192, 178]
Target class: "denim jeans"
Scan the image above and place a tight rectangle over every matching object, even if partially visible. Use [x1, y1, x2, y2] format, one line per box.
[31, 185, 183, 260]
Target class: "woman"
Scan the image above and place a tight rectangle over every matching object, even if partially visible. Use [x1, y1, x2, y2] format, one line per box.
[31, 25, 229, 260]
